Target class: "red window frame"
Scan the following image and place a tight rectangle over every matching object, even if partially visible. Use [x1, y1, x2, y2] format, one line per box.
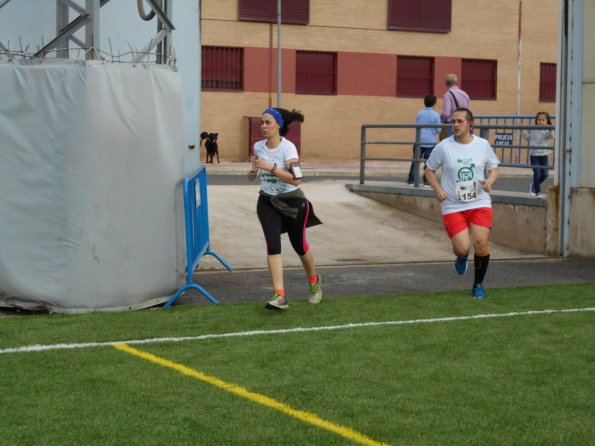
[238, 0, 309, 25]
[201, 46, 243, 92]
[461, 59, 497, 100]
[296, 51, 337, 95]
[539, 63, 557, 102]
[388, 0, 451, 33]
[396, 55, 434, 97]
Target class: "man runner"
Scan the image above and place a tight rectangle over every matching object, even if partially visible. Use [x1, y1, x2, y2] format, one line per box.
[424, 108, 500, 298]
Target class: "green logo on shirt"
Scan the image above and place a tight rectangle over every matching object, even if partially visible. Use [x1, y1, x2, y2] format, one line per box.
[457, 166, 475, 182]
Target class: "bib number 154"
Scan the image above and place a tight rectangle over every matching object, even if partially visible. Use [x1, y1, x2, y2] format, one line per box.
[456, 180, 478, 202]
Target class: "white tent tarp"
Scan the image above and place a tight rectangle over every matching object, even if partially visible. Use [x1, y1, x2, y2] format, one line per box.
[0, 60, 186, 312]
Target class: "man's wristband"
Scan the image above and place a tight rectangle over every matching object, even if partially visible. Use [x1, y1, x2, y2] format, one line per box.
[271, 163, 277, 174]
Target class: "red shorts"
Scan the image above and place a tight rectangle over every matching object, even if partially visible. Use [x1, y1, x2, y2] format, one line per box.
[443, 207, 493, 238]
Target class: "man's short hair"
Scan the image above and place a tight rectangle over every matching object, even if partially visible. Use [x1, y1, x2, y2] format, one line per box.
[424, 94, 437, 107]
[454, 107, 474, 123]
[445, 74, 458, 87]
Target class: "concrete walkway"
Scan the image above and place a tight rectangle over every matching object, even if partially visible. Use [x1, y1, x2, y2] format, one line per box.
[199, 178, 535, 272]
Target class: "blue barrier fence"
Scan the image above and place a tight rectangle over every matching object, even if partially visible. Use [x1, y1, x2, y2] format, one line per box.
[163, 166, 232, 308]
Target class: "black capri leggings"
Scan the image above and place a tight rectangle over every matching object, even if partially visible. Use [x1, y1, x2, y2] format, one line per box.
[257, 194, 311, 256]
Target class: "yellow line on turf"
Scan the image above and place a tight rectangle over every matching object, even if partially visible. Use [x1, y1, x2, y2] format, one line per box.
[113, 343, 390, 446]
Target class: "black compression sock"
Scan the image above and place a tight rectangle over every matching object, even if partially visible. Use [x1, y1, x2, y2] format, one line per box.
[474, 254, 490, 285]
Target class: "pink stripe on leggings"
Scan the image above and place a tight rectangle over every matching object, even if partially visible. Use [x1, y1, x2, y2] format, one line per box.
[301, 201, 310, 254]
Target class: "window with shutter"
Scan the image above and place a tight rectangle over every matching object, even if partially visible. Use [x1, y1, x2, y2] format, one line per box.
[539, 63, 556, 102]
[388, 0, 451, 33]
[396, 55, 434, 97]
[296, 51, 337, 95]
[461, 59, 497, 100]
[238, 0, 309, 25]
[201, 46, 243, 92]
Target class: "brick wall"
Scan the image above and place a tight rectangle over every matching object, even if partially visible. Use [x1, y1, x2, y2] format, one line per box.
[200, 0, 559, 161]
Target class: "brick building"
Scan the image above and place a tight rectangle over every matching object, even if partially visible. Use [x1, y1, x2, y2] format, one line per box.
[200, 0, 559, 161]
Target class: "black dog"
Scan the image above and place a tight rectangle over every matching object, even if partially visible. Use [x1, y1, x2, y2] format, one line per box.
[200, 132, 219, 163]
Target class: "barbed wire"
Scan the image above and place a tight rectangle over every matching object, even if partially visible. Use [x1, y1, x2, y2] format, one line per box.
[0, 46, 176, 67]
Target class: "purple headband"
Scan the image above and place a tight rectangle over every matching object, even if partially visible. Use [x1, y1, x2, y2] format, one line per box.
[263, 108, 285, 128]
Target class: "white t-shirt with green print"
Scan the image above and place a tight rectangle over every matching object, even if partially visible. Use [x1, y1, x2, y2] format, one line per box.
[253, 137, 299, 195]
[425, 135, 500, 215]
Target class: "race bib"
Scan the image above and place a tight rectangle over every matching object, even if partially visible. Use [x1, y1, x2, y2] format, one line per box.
[456, 179, 478, 202]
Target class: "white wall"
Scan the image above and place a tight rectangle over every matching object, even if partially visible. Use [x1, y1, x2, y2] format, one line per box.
[0, 0, 201, 174]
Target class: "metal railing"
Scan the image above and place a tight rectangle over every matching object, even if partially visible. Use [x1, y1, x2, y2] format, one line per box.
[475, 115, 555, 165]
[163, 166, 232, 308]
[359, 121, 556, 185]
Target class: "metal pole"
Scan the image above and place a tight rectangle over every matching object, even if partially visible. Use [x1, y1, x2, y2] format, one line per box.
[56, 0, 69, 59]
[277, 0, 281, 108]
[359, 126, 366, 184]
[515, 0, 522, 116]
[558, 0, 583, 257]
[85, 0, 100, 60]
[413, 127, 421, 187]
[556, 0, 568, 256]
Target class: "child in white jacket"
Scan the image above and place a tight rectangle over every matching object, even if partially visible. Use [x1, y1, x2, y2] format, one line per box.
[521, 111, 555, 197]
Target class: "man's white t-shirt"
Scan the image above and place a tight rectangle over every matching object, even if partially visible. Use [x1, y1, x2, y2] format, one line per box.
[425, 135, 500, 215]
[253, 137, 299, 195]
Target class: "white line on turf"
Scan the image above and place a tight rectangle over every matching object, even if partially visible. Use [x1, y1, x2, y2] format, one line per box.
[1, 307, 593, 355]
